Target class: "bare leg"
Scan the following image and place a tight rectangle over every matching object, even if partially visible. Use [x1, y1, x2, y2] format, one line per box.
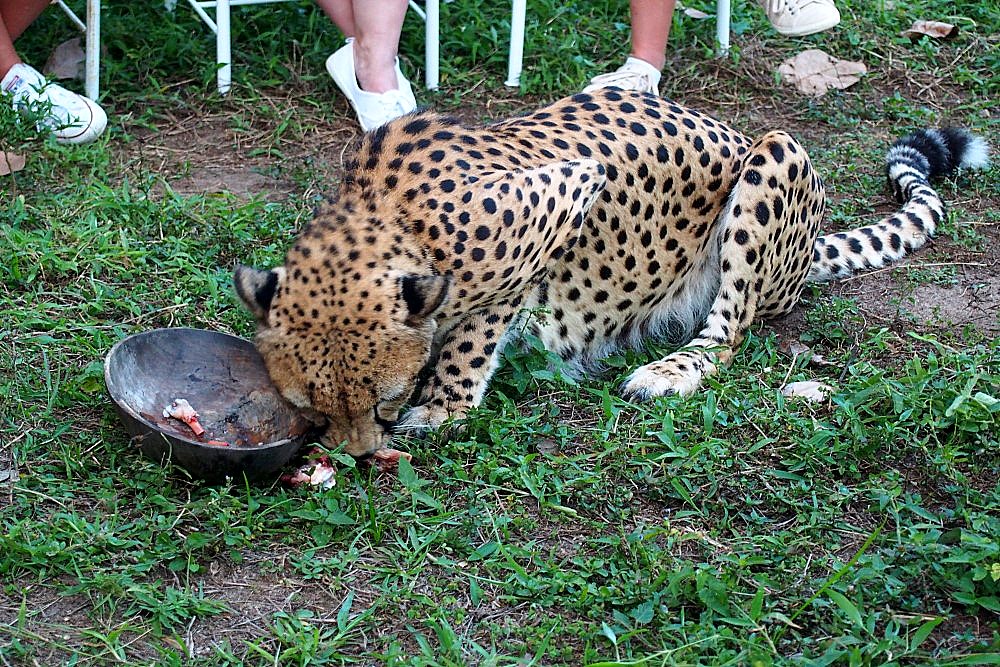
[628, 0, 675, 70]
[349, 0, 409, 93]
[0, 0, 51, 77]
[315, 0, 356, 36]
[316, 0, 408, 93]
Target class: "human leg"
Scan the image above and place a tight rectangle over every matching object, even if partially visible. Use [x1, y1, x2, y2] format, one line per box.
[0, 0, 51, 77]
[321, 0, 416, 131]
[0, 19, 18, 77]
[583, 0, 675, 94]
[628, 0, 675, 71]
[318, 0, 408, 93]
[349, 0, 409, 93]
[315, 0, 356, 39]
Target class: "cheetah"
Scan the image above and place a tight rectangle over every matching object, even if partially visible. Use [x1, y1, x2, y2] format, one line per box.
[234, 90, 988, 458]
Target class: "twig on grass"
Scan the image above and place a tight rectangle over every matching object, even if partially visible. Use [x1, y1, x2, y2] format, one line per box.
[841, 261, 986, 282]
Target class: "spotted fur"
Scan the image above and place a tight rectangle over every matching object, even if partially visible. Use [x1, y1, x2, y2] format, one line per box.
[808, 128, 989, 281]
[234, 91, 988, 456]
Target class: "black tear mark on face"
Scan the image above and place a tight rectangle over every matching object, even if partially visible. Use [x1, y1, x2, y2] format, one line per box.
[401, 275, 427, 316]
[255, 270, 279, 312]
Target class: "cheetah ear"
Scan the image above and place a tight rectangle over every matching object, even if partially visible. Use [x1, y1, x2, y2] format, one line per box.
[234, 265, 286, 322]
[400, 274, 451, 324]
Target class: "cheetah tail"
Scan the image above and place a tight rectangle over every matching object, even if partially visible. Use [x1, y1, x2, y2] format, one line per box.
[807, 128, 989, 283]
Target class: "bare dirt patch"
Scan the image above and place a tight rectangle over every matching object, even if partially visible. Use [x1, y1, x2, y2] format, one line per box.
[124, 92, 362, 202]
[829, 228, 1000, 335]
[168, 165, 298, 201]
[833, 262, 1000, 334]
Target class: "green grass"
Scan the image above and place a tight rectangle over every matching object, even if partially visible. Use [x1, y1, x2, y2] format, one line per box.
[2, 0, 999, 664]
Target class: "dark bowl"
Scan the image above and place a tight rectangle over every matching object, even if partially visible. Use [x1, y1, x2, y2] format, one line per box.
[104, 328, 317, 481]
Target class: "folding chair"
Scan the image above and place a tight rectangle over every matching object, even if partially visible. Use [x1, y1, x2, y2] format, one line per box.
[54, 0, 101, 100]
[62, 0, 722, 100]
[405, 0, 527, 88]
[185, 0, 529, 94]
[716, 0, 732, 54]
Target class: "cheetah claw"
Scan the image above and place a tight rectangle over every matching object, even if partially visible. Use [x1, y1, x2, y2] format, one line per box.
[396, 404, 468, 437]
[620, 363, 706, 400]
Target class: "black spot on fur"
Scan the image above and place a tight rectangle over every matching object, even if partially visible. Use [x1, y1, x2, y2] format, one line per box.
[402, 118, 431, 135]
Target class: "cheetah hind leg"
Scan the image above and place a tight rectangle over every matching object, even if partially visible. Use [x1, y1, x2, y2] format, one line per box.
[621, 131, 825, 400]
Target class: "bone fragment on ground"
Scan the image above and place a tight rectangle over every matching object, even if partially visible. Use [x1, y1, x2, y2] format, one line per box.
[372, 448, 413, 473]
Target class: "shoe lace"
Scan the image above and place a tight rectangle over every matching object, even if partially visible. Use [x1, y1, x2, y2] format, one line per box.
[587, 68, 657, 95]
[374, 89, 413, 117]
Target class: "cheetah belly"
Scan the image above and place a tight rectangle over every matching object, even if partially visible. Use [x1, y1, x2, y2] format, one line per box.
[529, 217, 724, 376]
[476, 105, 744, 376]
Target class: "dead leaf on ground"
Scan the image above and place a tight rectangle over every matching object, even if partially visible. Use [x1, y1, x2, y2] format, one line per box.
[44, 37, 85, 80]
[901, 20, 959, 41]
[781, 380, 834, 403]
[0, 152, 26, 176]
[777, 49, 867, 97]
[780, 340, 812, 357]
[537, 438, 561, 456]
[683, 7, 711, 19]
[778, 339, 838, 368]
[677, 2, 711, 19]
[808, 353, 836, 367]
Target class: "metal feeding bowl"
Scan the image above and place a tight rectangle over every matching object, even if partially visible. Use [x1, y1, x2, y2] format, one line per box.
[104, 328, 317, 481]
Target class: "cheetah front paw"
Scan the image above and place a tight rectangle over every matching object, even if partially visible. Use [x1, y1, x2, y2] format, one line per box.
[396, 403, 469, 438]
[620, 353, 717, 401]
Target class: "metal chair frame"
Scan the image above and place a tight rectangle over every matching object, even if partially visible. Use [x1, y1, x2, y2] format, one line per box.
[184, 0, 530, 94]
[54, 0, 100, 100]
[54, 0, 731, 100]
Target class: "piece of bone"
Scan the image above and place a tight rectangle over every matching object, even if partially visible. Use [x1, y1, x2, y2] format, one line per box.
[372, 448, 413, 473]
[162, 398, 206, 436]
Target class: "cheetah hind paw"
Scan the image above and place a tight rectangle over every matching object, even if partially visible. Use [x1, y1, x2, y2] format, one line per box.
[620, 355, 716, 401]
[395, 404, 469, 439]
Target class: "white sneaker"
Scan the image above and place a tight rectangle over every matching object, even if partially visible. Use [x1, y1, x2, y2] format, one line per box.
[326, 39, 417, 132]
[583, 56, 662, 95]
[760, 0, 840, 36]
[1, 63, 107, 144]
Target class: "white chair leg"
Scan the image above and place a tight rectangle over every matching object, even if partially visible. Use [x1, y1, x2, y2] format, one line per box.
[217, 0, 232, 94]
[716, 0, 731, 55]
[505, 0, 526, 87]
[425, 0, 439, 90]
[85, 0, 100, 99]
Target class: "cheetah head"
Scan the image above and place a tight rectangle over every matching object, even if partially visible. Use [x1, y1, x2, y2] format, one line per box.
[234, 153, 607, 458]
[233, 222, 451, 458]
